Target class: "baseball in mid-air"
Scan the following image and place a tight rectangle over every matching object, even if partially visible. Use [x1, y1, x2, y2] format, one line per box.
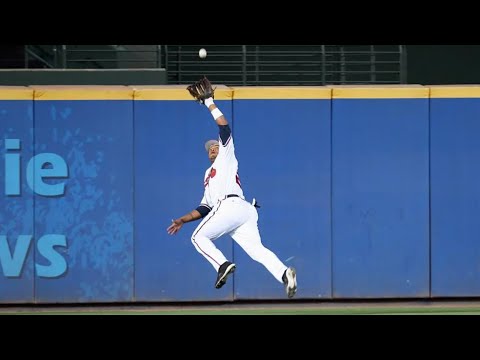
[199, 48, 207, 59]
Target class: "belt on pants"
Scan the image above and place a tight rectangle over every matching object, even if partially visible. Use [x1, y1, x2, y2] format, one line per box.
[223, 194, 260, 208]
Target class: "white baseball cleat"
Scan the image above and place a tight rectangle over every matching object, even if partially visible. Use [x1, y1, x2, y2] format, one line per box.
[282, 267, 297, 299]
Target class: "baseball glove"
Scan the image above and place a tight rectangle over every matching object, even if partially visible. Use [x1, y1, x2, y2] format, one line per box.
[186, 76, 215, 104]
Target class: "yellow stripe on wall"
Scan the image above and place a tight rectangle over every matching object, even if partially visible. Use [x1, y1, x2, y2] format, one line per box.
[18, 84, 480, 100]
[0, 86, 34, 100]
[133, 85, 233, 100]
[232, 87, 331, 99]
[32, 86, 134, 100]
[332, 86, 430, 99]
[429, 86, 480, 98]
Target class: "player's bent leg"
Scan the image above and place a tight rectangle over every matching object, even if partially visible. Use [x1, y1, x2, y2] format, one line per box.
[191, 233, 228, 272]
[230, 221, 287, 284]
[191, 204, 240, 288]
[192, 232, 236, 289]
[229, 205, 297, 298]
[191, 232, 235, 289]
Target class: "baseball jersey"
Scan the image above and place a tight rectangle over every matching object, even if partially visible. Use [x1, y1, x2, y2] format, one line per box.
[199, 125, 244, 212]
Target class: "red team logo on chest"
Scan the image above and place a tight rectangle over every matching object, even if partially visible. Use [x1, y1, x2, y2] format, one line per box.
[204, 168, 216, 187]
[204, 168, 242, 188]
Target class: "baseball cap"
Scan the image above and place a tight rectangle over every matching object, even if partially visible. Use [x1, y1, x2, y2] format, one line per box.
[205, 139, 219, 152]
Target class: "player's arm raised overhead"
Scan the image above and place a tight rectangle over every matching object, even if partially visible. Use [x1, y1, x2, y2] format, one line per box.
[187, 76, 233, 149]
[167, 77, 233, 236]
[203, 96, 232, 147]
[204, 97, 228, 126]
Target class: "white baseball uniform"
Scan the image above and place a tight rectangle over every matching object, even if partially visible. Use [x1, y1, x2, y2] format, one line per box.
[191, 125, 288, 283]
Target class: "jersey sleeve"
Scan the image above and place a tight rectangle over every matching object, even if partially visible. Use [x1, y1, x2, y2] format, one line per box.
[196, 194, 212, 218]
[218, 124, 236, 162]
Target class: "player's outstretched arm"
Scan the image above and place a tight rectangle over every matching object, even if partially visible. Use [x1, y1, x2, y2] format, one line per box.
[203, 97, 232, 145]
[186, 76, 230, 139]
[167, 209, 202, 235]
[204, 97, 228, 126]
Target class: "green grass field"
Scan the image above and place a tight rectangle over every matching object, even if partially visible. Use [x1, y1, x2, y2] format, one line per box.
[3, 304, 480, 315]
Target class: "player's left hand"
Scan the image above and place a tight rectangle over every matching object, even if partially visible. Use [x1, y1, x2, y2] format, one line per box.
[167, 219, 184, 235]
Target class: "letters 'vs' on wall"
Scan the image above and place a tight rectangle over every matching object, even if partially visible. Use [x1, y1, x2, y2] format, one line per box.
[1, 138, 69, 278]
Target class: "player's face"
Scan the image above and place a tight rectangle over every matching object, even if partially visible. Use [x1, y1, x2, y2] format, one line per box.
[208, 145, 219, 163]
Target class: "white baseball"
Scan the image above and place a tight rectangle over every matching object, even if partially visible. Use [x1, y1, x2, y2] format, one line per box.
[199, 48, 207, 59]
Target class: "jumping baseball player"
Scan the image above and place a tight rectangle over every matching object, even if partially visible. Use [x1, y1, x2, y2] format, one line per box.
[166, 76, 297, 298]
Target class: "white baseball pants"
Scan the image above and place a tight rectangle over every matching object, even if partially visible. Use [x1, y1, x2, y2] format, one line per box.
[191, 196, 287, 283]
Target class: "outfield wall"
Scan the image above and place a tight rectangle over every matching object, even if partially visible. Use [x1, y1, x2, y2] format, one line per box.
[0, 84, 477, 303]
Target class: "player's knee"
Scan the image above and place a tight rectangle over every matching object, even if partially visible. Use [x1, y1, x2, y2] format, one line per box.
[191, 234, 204, 247]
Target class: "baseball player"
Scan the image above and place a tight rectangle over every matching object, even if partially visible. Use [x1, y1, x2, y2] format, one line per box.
[166, 77, 297, 298]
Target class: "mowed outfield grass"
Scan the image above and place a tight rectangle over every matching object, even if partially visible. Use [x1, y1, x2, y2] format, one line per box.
[2, 305, 480, 315]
